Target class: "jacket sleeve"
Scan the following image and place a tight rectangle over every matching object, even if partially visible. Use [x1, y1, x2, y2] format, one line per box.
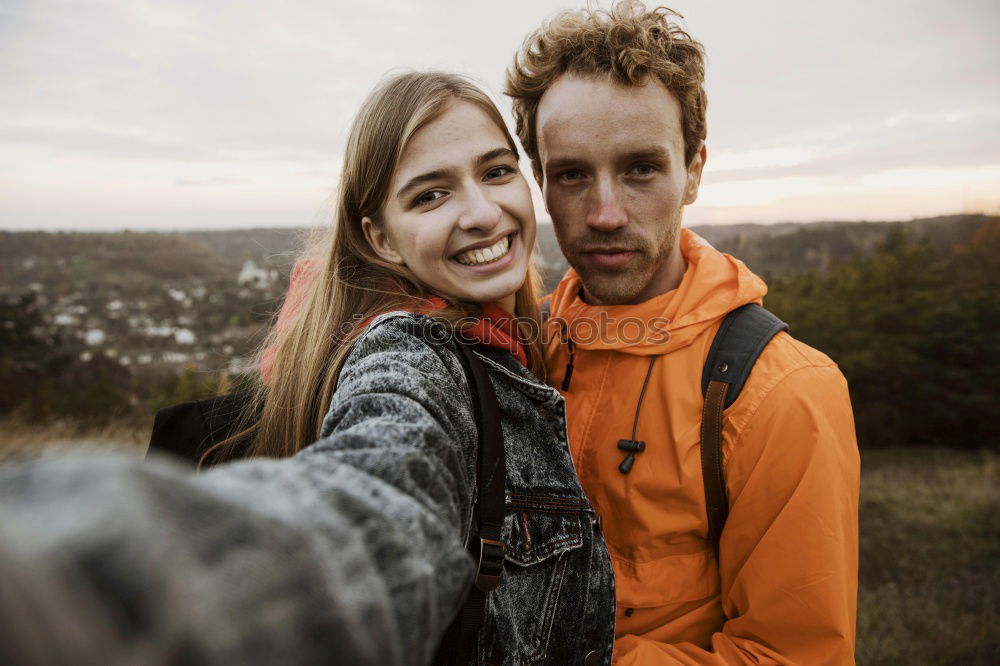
[0, 317, 477, 666]
[613, 363, 860, 666]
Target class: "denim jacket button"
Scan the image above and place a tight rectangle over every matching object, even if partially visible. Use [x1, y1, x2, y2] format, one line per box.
[584, 649, 602, 665]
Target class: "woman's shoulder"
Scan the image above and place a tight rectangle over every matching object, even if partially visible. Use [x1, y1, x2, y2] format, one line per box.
[361, 310, 452, 342]
[349, 311, 460, 363]
[338, 311, 467, 396]
[324, 310, 475, 446]
[357, 311, 553, 397]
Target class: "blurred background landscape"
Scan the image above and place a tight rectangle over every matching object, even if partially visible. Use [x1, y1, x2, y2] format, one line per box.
[3, 214, 995, 450]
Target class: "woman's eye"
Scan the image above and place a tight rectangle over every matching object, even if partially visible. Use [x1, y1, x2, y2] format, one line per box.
[484, 165, 514, 180]
[414, 190, 446, 206]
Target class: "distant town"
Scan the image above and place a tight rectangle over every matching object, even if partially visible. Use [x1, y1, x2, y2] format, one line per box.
[18, 257, 282, 374]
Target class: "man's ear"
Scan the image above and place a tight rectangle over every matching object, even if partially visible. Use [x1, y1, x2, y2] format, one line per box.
[361, 216, 404, 265]
[683, 142, 707, 205]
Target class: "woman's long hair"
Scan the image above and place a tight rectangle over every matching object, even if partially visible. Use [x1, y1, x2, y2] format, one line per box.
[205, 72, 545, 463]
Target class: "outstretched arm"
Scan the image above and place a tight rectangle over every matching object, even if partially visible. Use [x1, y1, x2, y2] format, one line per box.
[0, 316, 478, 666]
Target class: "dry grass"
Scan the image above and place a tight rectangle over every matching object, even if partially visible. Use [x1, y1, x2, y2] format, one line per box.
[0, 418, 149, 462]
[857, 447, 998, 665]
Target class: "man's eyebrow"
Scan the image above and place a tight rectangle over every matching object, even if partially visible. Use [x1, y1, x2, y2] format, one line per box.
[395, 147, 517, 201]
[543, 156, 583, 172]
[544, 148, 671, 172]
[622, 147, 671, 162]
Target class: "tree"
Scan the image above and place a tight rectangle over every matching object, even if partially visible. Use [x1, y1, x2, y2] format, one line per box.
[766, 222, 999, 449]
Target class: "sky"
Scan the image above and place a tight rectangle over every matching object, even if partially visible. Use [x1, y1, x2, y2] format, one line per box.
[1, 0, 998, 230]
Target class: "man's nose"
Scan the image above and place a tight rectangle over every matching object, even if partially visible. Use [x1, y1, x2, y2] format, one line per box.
[586, 177, 627, 231]
[458, 184, 502, 232]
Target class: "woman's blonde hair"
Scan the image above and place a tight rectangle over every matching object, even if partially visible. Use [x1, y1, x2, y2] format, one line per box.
[205, 71, 544, 463]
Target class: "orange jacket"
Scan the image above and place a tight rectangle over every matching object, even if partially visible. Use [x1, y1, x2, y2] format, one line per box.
[544, 229, 860, 665]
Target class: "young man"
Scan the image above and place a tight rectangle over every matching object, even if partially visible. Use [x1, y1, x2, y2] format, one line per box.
[506, 3, 860, 664]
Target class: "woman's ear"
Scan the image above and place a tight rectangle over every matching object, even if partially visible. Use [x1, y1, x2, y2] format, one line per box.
[362, 216, 405, 265]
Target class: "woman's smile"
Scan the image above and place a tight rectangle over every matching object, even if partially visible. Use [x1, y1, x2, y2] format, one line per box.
[452, 231, 516, 268]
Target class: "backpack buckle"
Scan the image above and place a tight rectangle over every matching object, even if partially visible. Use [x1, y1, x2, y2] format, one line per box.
[474, 538, 505, 592]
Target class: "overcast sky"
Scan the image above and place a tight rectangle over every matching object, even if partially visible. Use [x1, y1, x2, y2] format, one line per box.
[1, 0, 998, 230]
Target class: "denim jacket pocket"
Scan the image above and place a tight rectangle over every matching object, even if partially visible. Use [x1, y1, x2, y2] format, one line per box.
[503, 501, 585, 567]
[481, 497, 588, 665]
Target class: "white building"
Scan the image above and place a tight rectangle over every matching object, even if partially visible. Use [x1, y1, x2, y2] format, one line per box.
[174, 328, 196, 345]
[238, 259, 276, 288]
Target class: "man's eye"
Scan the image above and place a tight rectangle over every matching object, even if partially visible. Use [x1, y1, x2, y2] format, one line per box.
[559, 170, 584, 182]
[414, 190, 446, 206]
[632, 164, 655, 176]
[485, 165, 514, 180]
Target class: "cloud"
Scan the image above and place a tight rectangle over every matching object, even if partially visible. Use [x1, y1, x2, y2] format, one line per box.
[175, 177, 250, 186]
[2, 0, 999, 229]
[704, 103, 1000, 185]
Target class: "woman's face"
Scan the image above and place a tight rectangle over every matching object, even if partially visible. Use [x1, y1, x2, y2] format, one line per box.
[364, 100, 536, 313]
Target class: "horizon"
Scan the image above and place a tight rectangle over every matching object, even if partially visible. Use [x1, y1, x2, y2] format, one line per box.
[2, 0, 998, 231]
[3, 213, 993, 235]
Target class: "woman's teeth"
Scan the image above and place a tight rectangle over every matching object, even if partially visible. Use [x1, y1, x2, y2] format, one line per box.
[454, 235, 511, 266]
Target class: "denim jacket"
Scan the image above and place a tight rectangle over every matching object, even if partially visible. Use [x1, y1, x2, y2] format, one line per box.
[325, 312, 616, 664]
[0, 312, 614, 666]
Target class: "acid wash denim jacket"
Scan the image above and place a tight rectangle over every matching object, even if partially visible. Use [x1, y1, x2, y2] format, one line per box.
[0, 312, 615, 666]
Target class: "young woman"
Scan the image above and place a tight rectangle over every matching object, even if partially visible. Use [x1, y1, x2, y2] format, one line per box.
[0, 72, 615, 666]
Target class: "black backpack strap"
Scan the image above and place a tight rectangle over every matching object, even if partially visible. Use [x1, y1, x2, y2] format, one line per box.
[432, 342, 506, 665]
[148, 392, 252, 464]
[700, 304, 788, 559]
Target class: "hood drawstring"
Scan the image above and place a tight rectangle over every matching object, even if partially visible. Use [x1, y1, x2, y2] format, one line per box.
[560, 323, 576, 391]
[618, 356, 659, 474]
[562, 340, 576, 391]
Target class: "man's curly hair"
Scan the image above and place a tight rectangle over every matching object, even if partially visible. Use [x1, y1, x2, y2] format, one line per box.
[505, 1, 707, 170]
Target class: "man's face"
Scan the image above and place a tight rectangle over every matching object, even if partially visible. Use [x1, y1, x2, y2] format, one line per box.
[534, 74, 705, 305]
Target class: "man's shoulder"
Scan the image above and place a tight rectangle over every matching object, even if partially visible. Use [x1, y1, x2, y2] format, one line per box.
[760, 329, 841, 378]
[726, 328, 849, 432]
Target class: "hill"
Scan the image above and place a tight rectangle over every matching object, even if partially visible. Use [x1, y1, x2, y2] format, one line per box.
[535, 214, 995, 290]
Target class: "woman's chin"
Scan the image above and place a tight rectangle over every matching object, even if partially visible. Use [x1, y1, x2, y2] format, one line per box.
[451, 275, 523, 308]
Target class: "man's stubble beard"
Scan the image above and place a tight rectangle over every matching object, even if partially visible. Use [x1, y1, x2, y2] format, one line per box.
[555, 209, 683, 305]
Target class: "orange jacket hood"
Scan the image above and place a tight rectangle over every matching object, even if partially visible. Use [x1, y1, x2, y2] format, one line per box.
[547, 228, 768, 356]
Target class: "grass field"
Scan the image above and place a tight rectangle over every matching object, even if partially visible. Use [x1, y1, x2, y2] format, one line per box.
[0, 418, 147, 461]
[1, 425, 996, 664]
[857, 447, 998, 665]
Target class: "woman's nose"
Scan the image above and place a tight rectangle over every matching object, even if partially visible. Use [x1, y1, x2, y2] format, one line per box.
[457, 184, 502, 232]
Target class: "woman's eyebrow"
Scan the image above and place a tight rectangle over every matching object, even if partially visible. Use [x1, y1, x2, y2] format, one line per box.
[476, 146, 516, 166]
[395, 147, 516, 201]
[396, 168, 451, 201]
